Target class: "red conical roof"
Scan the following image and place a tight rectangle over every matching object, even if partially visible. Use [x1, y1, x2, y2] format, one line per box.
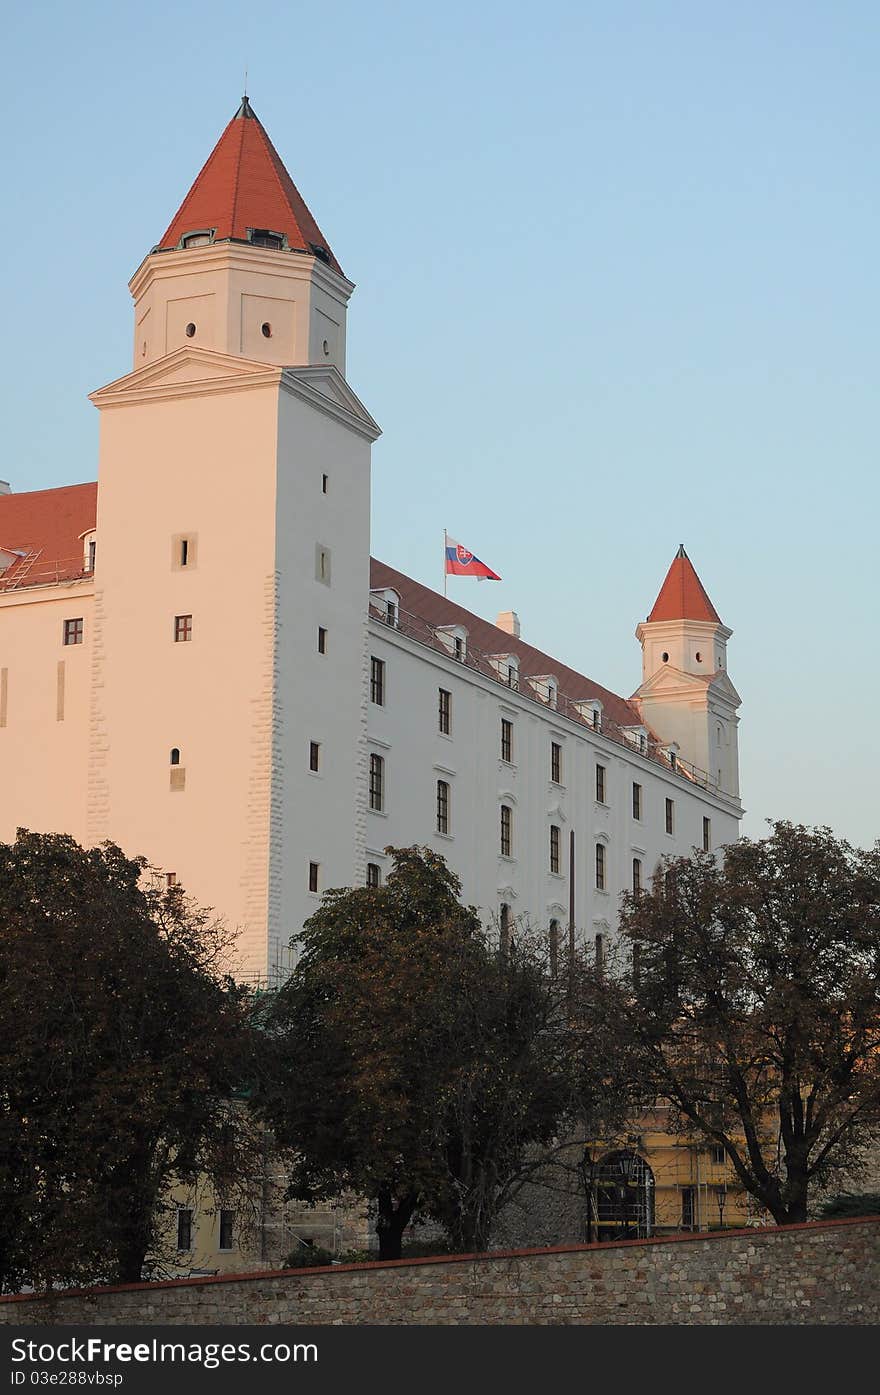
[156, 97, 343, 275]
[647, 545, 721, 623]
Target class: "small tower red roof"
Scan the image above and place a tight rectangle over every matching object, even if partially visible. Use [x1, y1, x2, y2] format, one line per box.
[647, 545, 721, 623]
[155, 96, 343, 275]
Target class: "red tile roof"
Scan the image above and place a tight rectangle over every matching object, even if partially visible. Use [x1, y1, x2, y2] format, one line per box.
[369, 558, 643, 730]
[156, 97, 343, 275]
[647, 545, 721, 624]
[0, 482, 97, 588]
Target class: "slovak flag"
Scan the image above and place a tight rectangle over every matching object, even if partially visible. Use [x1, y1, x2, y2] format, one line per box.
[445, 536, 501, 580]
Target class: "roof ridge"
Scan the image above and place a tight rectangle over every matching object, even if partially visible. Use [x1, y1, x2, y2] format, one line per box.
[226, 111, 248, 250]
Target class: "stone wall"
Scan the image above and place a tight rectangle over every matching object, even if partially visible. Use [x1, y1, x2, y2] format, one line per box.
[2, 1217, 877, 1327]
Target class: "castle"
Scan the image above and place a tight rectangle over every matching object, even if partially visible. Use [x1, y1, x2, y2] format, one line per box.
[0, 98, 746, 1260]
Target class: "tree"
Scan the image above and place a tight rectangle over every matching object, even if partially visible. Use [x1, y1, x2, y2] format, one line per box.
[0, 829, 259, 1291]
[256, 847, 612, 1258]
[605, 821, 880, 1226]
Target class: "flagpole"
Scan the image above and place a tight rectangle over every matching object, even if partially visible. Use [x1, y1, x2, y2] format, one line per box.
[443, 529, 447, 597]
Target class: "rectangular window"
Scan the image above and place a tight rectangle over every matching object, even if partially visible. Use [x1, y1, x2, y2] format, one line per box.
[633, 858, 642, 894]
[366, 862, 381, 888]
[315, 544, 331, 585]
[632, 782, 642, 820]
[592, 707, 601, 731]
[180, 538, 189, 567]
[438, 688, 451, 735]
[550, 824, 560, 874]
[595, 933, 605, 970]
[322, 473, 328, 493]
[501, 718, 513, 763]
[174, 614, 192, 643]
[219, 1210, 235, 1251]
[317, 626, 327, 654]
[309, 741, 320, 773]
[176, 1209, 193, 1252]
[595, 763, 606, 803]
[369, 753, 384, 812]
[703, 816, 711, 852]
[500, 804, 512, 857]
[385, 600, 397, 626]
[308, 861, 320, 894]
[681, 1187, 696, 1231]
[370, 656, 385, 705]
[87, 539, 97, 572]
[165, 872, 177, 889]
[665, 798, 674, 835]
[453, 635, 464, 661]
[711, 1144, 726, 1166]
[63, 617, 83, 646]
[436, 779, 450, 834]
[551, 741, 562, 784]
[595, 842, 606, 890]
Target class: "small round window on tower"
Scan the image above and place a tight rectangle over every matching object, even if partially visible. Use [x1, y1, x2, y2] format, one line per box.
[261, 322, 272, 338]
[695, 651, 702, 663]
[185, 323, 196, 338]
[322, 339, 330, 357]
[662, 652, 669, 663]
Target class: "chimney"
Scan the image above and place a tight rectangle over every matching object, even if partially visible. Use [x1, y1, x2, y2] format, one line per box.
[0, 482, 10, 495]
[496, 610, 521, 638]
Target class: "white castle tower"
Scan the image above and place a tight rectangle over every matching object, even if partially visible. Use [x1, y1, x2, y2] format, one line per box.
[87, 98, 380, 979]
[633, 545, 741, 797]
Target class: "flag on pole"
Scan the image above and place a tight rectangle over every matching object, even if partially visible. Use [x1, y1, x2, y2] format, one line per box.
[444, 535, 501, 581]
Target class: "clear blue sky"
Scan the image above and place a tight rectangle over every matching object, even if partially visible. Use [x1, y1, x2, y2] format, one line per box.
[4, 2, 878, 847]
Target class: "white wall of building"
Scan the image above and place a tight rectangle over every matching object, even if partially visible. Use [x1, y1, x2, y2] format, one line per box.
[366, 620, 741, 945]
[0, 583, 93, 844]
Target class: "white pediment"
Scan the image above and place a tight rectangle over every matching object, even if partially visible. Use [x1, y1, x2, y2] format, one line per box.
[90, 347, 279, 404]
[283, 365, 381, 440]
[632, 664, 712, 700]
[706, 670, 742, 706]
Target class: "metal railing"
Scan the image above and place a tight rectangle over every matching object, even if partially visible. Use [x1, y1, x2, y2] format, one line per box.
[0, 552, 92, 591]
[369, 597, 723, 794]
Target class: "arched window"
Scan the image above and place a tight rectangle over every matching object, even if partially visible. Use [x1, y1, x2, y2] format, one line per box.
[170, 748, 180, 766]
[593, 1151, 655, 1240]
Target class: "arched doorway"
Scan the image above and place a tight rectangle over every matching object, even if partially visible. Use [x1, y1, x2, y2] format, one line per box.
[593, 1150, 655, 1241]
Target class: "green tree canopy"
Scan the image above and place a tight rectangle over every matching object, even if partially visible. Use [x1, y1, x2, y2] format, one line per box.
[256, 847, 618, 1258]
[605, 821, 880, 1225]
[0, 829, 259, 1291]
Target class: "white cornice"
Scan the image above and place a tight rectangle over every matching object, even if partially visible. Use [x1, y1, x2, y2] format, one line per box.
[129, 243, 355, 301]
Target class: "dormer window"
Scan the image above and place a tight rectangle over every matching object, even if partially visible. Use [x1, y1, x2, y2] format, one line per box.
[489, 654, 519, 688]
[180, 230, 214, 249]
[435, 625, 468, 663]
[80, 530, 97, 573]
[309, 242, 331, 264]
[527, 675, 558, 709]
[573, 699, 602, 731]
[370, 588, 400, 627]
[248, 229, 285, 250]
